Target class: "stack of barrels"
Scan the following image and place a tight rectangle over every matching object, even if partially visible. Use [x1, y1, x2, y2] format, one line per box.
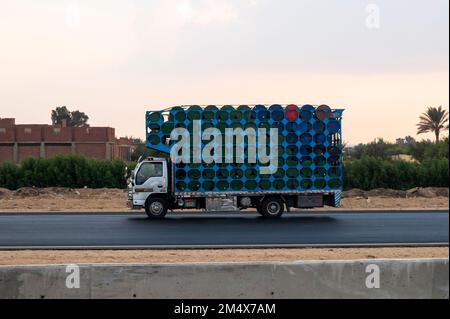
[146, 104, 343, 193]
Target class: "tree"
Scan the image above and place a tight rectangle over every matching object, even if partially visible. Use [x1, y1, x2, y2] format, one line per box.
[51, 106, 89, 127]
[51, 106, 71, 126]
[396, 136, 416, 146]
[70, 110, 89, 127]
[417, 106, 449, 142]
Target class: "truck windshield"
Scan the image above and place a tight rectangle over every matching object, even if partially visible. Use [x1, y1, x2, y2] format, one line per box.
[135, 162, 163, 185]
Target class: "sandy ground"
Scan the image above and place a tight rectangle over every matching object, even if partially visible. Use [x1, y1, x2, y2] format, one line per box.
[0, 247, 447, 265]
[0, 187, 448, 212]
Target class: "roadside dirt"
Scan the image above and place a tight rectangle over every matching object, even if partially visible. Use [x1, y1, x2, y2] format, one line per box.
[0, 187, 448, 212]
[0, 188, 127, 212]
[0, 247, 447, 265]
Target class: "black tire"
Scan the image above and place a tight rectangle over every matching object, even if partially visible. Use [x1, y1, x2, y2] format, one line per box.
[259, 197, 284, 218]
[145, 197, 168, 219]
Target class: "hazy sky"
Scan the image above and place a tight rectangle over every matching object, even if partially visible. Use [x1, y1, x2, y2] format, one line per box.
[0, 0, 448, 144]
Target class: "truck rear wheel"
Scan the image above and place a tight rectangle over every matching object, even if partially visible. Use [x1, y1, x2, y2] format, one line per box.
[145, 197, 168, 219]
[259, 197, 284, 218]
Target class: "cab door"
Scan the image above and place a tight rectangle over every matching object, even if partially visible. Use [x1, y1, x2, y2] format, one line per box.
[134, 161, 167, 195]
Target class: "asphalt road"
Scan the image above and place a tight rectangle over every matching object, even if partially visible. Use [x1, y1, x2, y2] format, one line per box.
[0, 211, 448, 249]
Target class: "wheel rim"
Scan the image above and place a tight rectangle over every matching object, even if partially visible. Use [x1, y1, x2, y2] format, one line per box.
[267, 201, 281, 215]
[150, 201, 163, 215]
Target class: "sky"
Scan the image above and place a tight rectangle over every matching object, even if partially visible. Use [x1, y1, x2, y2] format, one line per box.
[0, 0, 448, 144]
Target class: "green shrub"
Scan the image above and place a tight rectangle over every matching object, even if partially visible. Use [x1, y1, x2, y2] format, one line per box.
[0, 156, 132, 190]
[1, 155, 448, 191]
[344, 156, 449, 190]
[0, 161, 19, 190]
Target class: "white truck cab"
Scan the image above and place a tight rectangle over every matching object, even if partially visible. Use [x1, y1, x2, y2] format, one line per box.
[128, 158, 170, 217]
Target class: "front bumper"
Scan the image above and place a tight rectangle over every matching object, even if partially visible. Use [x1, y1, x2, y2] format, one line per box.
[127, 199, 133, 209]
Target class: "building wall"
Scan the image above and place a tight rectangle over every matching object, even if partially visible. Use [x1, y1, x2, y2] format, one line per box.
[0, 145, 14, 162]
[15, 125, 45, 142]
[45, 144, 73, 158]
[17, 144, 41, 162]
[0, 118, 131, 163]
[0, 118, 15, 127]
[75, 143, 107, 160]
[43, 127, 73, 142]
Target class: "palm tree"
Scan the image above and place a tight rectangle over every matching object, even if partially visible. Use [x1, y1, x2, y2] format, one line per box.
[417, 106, 449, 142]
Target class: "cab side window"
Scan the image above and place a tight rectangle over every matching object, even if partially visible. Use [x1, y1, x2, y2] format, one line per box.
[135, 162, 163, 185]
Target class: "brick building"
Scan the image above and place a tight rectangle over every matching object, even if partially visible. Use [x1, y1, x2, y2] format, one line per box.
[0, 118, 135, 163]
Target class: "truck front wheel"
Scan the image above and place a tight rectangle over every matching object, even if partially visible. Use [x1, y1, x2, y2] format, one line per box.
[259, 197, 285, 218]
[145, 197, 168, 219]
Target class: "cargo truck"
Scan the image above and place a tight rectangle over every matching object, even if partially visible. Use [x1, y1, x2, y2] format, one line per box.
[128, 104, 344, 218]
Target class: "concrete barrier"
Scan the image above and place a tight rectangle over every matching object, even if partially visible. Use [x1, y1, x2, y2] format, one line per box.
[0, 259, 448, 299]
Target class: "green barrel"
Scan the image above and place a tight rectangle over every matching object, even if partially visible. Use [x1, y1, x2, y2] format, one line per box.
[175, 169, 187, 180]
[273, 180, 285, 190]
[176, 181, 187, 191]
[217, 105, 234, 122]
[245, 180, 257, 190]
[188, 181, 201, 191]
[231, 180, 244, 191]
[245, 168, 258, 179]
[203, 105, 218, 121]
[313, 145, 326, 156]
[286, 146, 298, 156]
[300, 156, 312, 167]
[259, 179, 271, 190]
[161, 122, 174, 135]
[314, 167, 327, 178]
[328, 179, 341, 189]
[286, 179, 299, 190]
[187, 105, 202, 121]
[237, 105, 253, 121]
[314, 179, 326, 189]
[217, 181, 229, 191]
[300, 168, 312, 178]
[148, 123, 160, 132]
[328, 167, 341, 178]
[300, 179, 312, 189]
[147, 112, 163, 123]
[147, 112, 162, 133]
[217, 169, 229, 179]
[147, 133, 160, 145]
[286, 156, 298, 167]
[202, 169, 215, 179]
[230, 109, 243, 122]
[202, 181, 215, 191]
[286, 168, 298, 178]
[273, 168, 284, 179]
[187, 169, 201, 180]
[314, 156, 326, 166]
[230, 168, 243, 179]
[170, 106, 186, 122]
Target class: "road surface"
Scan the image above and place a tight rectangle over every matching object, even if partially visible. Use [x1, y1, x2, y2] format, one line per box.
[0, 211, 448, 249]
